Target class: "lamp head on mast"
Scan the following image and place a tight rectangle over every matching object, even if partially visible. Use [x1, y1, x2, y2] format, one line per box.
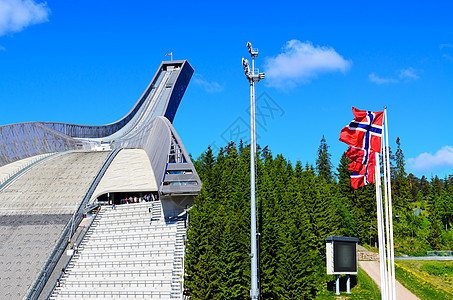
[243, 42, 264, 82]
[242, 58, 264, 82]
[242, 58, 251, 77]
[247, 41, 259, 57]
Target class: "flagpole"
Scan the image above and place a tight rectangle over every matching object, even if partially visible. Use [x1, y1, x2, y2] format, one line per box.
[375, 153, 388, 300]
[384, 107, 396, 300]
[382, 123, 393, 300]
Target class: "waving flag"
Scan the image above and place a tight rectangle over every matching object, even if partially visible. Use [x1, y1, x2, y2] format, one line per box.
[346, 146, 372, 166]
[348, 148, 376, 188]
[350, 167, 375, 189]
[346, 146, 376, 189]
[340, 107, 383, 153]
[340, 107, 383, 189]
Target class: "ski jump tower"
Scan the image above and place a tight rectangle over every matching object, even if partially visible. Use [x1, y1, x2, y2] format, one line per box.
[0, 60, 201, 299]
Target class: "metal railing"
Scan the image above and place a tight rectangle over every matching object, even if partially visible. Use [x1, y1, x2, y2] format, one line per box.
[87, 231, 175, 242]
[427, 250, 453, 256]
[68, 258, 173, 269]
[58, 279, 171, 288]
[49, 290, 171, 299]
[92, 216, 154, 226]
[26, 148, 121, 300]
[101, 202, 152, 212]
[46, 207, 101, 299]
[80, 240, 175, 251]
[63, 269, 172, 278]
[98, 209, 152, 219]
[76, 249, 174, 260]
[91, 224, 172, 234]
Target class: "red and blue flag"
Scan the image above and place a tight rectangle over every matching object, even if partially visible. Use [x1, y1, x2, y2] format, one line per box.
[346, 146, 376, 189]
[340, 107, 383, 153]
[340, 107, 383, 189]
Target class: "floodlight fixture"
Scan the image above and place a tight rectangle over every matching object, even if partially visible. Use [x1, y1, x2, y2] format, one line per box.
[242, 58, 251, 76]
[247, 41, 259, 57]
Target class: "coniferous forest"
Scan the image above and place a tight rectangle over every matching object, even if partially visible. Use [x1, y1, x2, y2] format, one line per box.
[184, 137, 453, 299]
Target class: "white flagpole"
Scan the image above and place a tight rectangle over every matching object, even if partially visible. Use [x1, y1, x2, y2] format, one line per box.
[382, 118, 393, 300]
[171, 53, 173, 61]
[385, 107, 396, 300]
[375, 152, 388, 300]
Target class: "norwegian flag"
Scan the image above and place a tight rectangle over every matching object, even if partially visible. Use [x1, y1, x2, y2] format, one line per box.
[347, 147, 376, 189]
[346, 146, 375, 169]
[340, 107, 383, 189]
[340, 107, 384, 153]
[350, 166, 375, 189]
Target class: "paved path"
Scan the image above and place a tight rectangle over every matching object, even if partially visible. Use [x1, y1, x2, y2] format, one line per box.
[359, 261, 420, 300]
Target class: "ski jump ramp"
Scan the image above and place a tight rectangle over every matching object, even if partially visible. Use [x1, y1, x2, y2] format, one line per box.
[0, 60, 201, 299]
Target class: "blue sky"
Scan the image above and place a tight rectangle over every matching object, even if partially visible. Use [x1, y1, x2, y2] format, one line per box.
[1, 0, 453, 179]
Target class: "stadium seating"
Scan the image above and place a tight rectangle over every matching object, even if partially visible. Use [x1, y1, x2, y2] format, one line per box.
[50, 200, 187, 299]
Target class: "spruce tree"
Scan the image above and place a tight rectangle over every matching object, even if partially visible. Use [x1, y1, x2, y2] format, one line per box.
[258, 151, 281, 298]
[426, 182, 443, 249]
[407, 173, 420, 201]
[419, 176, 430, 198]
[336, 153, 358, 237]
[316, 135, 334, 183]
[393, 137, 412, 210]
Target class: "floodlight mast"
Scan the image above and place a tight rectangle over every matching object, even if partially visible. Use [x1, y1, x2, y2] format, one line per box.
[243, 41, 264, 300]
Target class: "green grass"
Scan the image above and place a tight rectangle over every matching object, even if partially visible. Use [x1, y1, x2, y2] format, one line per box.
[316, 267, 381, 299]
[395, 261, 453, 300]
[420, 262, 453, 276]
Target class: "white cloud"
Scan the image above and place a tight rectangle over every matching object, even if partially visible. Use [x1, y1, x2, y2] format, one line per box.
[407, 146, 453, 173]
[440, 43, 453, 50]
[441, 44, 453, 61]
[399, 67, 420, 80]
[264, 40, 351, 88]
[368, 72, 397, 84]
[369, 67, 420, 84]
[193, 74, 224, 93]
[0, 0, 50, 37]
[443, 54, 453, 61]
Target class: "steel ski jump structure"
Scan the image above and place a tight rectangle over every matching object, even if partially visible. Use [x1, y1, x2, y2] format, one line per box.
[0, 60, 201, 197]
[0, 60, 201, 299]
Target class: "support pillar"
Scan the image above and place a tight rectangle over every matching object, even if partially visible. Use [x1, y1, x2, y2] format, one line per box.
[346, 275, 351, 293]
[335, 275, 340, 295]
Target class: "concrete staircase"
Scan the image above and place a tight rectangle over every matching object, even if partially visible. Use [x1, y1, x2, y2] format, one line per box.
[50, 200, 187, 299]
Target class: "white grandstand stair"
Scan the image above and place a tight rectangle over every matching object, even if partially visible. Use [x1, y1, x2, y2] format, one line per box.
[170, 218, 186, 298]
[50, 201, 186, 300]
[151, 199, 164, 223]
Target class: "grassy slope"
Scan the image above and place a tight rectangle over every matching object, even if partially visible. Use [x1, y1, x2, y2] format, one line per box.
[395, 260, 453, 300]
[316, 267, 381, 299]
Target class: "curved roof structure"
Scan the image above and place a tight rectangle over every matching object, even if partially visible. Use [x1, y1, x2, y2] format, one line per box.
[0, 60, 201, 196]
[0, 60, 201, 299]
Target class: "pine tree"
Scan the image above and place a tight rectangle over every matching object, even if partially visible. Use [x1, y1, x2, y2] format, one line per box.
[437, 190, 453, 231]
[407, 173, 420, 201]
[336, 152, 358, 238]
[393, 137, 412, 210]
[426, 182, 443, 249]
[316, 135, 334, 183]
[419, 176, 430, 198]
[258, 151, 282, 298]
